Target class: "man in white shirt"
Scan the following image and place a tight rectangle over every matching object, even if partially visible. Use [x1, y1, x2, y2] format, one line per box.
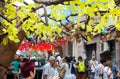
[43, 56, 58, 79]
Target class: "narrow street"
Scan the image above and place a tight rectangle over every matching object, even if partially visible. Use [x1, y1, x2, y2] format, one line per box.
[0, 0, 120, 79]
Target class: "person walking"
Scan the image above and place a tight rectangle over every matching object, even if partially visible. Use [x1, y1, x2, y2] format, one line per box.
[70, 57, 76, 79]
[74, 56, 86, 79]
[103, 60, 113, 79]
[42, 56, 59, 79]
[107, 61, 119, 79]
[60, 56, 73, 79]
[95, 59, 106, 79]
[89, 56, 98, 79]
[11, 57, 20, 79]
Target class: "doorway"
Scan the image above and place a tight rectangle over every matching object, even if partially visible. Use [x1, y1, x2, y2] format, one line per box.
[86, 43, 97, 60]
[100, 40, 115, 62]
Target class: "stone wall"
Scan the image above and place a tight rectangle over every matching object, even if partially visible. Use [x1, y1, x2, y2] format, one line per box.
[116, 41, 120, 68]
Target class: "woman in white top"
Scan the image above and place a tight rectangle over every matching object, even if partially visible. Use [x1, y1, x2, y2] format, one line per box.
[61, 57, 73, 79]
[103, 61, 113, 79]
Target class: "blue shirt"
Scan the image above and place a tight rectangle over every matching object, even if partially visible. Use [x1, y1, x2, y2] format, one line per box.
[112, 65, 119, 78]
[70, 61, 76, 74]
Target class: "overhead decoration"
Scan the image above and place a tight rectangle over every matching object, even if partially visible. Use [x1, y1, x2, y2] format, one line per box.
[86, 33, 93, 41]
[18, 38, 67, 52]
[0, 0, 120, 45]
[107, 30, 112, 39]
[101, 28, 108, 35]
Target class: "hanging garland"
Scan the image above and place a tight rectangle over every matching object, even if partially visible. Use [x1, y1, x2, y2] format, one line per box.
[18, 38, 67, 52]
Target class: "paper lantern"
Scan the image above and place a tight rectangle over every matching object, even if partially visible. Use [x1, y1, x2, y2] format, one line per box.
[38, 44, 45, 52]
[32, 45, 37, 51]
[18, 45, 24, 51]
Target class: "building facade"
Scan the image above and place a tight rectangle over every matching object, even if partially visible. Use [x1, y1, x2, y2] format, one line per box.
[71, 31, 120, 68]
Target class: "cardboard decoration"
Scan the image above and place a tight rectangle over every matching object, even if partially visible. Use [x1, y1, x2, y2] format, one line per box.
[74, 33, 81, 42]
[76, 38, 81, 42]
[102, 27, 108, 35]
[86, 33, 93, 41]
[18, 38, 67, 53]
[68, 35, 75, 42]
[66, 23, 72, 29]
[107, 31, 112, 39]
[87, 36, 92, 41]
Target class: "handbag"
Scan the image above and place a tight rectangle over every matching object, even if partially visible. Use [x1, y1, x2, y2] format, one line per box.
[59, 69, 66, 78]
[59, 64, 66, 79]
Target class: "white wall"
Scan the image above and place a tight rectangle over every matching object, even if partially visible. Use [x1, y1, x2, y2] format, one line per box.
[73, 35, 101, 61]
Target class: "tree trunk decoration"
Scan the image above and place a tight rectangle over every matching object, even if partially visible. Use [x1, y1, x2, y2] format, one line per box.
[0, 30, 25, 79]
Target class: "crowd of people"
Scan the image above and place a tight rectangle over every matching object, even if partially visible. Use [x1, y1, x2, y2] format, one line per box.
[87, 56, 120, 79]
[7, 53, 120, 79]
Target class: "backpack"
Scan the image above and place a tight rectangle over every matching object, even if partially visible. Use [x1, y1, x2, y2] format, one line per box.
[78, 61, 85, 73]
